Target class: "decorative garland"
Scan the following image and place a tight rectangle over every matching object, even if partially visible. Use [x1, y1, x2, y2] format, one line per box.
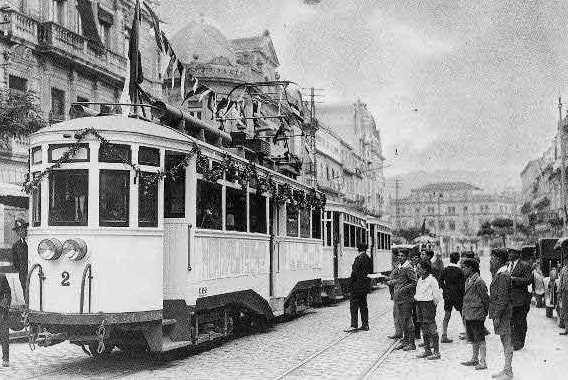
[22, 128, 326, 210]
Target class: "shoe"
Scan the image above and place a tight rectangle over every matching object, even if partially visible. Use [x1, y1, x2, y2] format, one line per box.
[416, 351, 432, 358]
[461, 360, 479, 366]
[496, 372, 513, 380]
[394, 343, 407, 350]
[2, 360, 8, 367]
[344, 327, 358, 333]
[513, 345, 523, 351]
[360, 326, 369, 331]
[403, 344, 416, 351]
[388, 334, 403, 339]
[427, 352, 441, 360]
[475, 363, 488, 370]
[440, 336, 453, 343]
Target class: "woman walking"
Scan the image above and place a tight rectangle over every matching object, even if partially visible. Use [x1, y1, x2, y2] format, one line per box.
[460, 258, 490, 371]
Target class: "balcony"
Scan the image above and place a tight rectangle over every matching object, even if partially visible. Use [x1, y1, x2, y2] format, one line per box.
[38, 21, 126, 85]
[0, 7, 39, 46]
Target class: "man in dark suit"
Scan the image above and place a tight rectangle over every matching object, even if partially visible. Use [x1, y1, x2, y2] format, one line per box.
[11, 218, 28, 296]
[0, 273, 11, 367]
[507, 248, 532, 350]
[345, 243, 373, 332]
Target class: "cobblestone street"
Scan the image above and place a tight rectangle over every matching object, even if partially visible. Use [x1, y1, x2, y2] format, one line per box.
[1, 259, 567, 379]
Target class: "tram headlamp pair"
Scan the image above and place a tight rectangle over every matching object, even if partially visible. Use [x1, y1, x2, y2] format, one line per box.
[38, 238, 87, 261]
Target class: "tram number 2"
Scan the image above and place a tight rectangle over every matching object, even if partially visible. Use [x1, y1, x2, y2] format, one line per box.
[198, 287, 208, 297]
[61, 271, 70, 286]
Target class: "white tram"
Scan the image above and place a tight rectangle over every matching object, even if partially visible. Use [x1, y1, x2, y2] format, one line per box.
[320, 205, 391, 299]
[25, 109, 324, 354]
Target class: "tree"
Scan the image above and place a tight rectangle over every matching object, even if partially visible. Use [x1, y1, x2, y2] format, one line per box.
[393, 226, 431, 243]
[0, 88, 46, 138]
[478, 218, 514, 247]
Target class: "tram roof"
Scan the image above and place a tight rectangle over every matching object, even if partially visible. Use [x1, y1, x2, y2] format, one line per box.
[32, 116, 191, 143]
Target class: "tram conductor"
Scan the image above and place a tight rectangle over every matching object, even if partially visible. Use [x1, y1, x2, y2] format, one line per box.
[11, 218, 28, 295]
[345, 243, 373, 332]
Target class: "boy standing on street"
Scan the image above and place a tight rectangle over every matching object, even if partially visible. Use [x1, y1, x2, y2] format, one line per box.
[489, 248, 514, 380]
[387, 249, 405, 339]
[440, 251, 465, 343]
[393, 250, 418, 351]
[461, 258, 490, 371]
[415, 259, 442, 360]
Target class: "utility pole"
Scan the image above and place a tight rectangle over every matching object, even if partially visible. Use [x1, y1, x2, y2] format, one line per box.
[395, 178, 400, 229]
[559, 97, 567, 235]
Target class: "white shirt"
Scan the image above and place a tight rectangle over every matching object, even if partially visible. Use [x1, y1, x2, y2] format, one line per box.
[508, 260, 519, 273]
[497, 265, 508, 275]
[447, 263, 460, 268]
[414, 274, 441, 304]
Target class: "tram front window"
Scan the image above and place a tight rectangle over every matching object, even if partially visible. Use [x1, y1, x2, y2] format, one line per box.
[196, 180, 222, 230]
[99, 170, 130, 227]
[139, 173, 158, 227]
[312, 208, 321, 239]
[49, 170, 88, 226]
[225, 186, 246, 232]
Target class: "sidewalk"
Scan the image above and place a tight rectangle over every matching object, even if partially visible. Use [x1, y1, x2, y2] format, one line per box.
[371, 259, 568, 380]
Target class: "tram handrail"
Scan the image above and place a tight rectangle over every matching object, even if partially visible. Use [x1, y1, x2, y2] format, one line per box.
[79, 264, 93, 314]
[25, 263, 45, 312]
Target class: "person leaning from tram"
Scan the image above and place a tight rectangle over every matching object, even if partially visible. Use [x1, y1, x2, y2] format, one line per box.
[507, 248, 532, 351]
[489, 248, 514, 380]
[387, 249, 405, 339]
[0, 272, 11, 367]
[393, 250, 418, 351]
[11, 218, 29, 296]
[344, 243, 373, 332]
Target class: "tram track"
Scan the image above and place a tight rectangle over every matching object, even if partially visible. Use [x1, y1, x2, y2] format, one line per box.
[273, 303, 395, 380]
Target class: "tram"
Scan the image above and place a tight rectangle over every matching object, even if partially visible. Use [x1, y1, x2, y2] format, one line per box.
[24, 105, 324, 355]
[320, 205, 391, 299]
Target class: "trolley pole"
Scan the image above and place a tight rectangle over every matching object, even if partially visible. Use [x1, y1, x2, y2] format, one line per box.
[559, 97, 567, 235]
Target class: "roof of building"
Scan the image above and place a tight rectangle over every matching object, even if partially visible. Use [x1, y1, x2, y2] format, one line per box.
[231, 31, 279, 66]
[411, 182, 482, 192]
[170, 21, 238, 66]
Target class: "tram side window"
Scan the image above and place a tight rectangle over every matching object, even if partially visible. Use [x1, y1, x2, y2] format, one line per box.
[31, 172, 41, 227]
[249, 193, 267, 234]
[99, 170, 129, 227]
[164, 155, 185, 218]
[343, 224, 349, 247]
[312, 208, 321, 239]
[49, 170, 88, 226]
[226, 187, 246, 232]
[325, 220, 332, 246]
[139, 173, 158, 227]
[286, 205, 299, 237]
[196, 180, 222, 229]
[299, 208, 311, 238]
[350, 225, 356, 247]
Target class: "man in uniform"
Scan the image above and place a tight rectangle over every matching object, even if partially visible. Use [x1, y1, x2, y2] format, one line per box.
[344, 243, 373, 332]
[507, 248, 533, 350]
[11, 218, 28, 296]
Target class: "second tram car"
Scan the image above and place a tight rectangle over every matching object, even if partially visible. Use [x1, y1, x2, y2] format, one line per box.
[25, 111, 324, 354]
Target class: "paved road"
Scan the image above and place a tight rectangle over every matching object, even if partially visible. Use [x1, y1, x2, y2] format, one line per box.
[2, 258, 567, 379]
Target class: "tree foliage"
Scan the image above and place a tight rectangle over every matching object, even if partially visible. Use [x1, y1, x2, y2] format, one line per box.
[393, 226, 432, 243]
[0, 89, 46, 138]
[477, 218, 515, 247]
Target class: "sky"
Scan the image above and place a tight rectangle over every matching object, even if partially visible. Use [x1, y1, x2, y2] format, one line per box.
[159, 0, 568, 190]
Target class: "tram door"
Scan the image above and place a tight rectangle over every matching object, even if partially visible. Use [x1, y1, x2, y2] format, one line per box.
[333, 212, 340, 278]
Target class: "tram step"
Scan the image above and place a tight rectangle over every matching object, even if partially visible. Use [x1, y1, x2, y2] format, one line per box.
[160, 336, 192, 352]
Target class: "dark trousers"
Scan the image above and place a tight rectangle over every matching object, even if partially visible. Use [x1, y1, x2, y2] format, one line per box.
[511, 304, 530, 348]
[19, 272, 27, 296]
[398, 302, 415, 345]
[413, 302, 421, 339]
[0, 309, 9, 361]
[350, 293, 369, 328]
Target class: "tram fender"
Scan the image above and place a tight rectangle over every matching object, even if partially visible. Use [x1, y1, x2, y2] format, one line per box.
[284, 279, 322, 306]
[196, 289, 274, 319]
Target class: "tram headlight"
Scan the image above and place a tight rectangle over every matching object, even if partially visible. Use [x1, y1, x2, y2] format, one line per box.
[62, 238, 87, 261]
[38, 238, 62, 260]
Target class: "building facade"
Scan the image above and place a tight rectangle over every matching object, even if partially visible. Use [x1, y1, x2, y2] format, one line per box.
[392, 182, 521, 253]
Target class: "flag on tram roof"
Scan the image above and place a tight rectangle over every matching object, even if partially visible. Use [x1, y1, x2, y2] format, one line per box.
[128, 0, 143, 103]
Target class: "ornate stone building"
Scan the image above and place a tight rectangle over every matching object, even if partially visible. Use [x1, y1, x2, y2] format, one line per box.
[392, 182, 521, 253]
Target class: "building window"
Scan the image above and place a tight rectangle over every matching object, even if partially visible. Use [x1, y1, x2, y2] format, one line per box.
[75, 1, 82, 34]
[139, 173, 158, 227]
[99, 170, 129, 227]
[164, 155, 185, 218]
[449, 220, 456, 230]
[439, 220, 445, 230]
[225, 187, 246, 232]
[49, 170, 88, 226]
[196, 180, 221, 229]
[50, 88, 66, 122]
[8, 75, 27, 94]
[249, 192, 266, 234]
[100, 21, 111, 49]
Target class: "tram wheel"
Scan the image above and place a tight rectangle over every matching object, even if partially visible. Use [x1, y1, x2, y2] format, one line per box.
[88, 342, 114, 359]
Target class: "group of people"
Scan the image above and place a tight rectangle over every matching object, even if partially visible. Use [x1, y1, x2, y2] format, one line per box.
[346, 243, 536, 380]
[0, 218, 29, 368]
